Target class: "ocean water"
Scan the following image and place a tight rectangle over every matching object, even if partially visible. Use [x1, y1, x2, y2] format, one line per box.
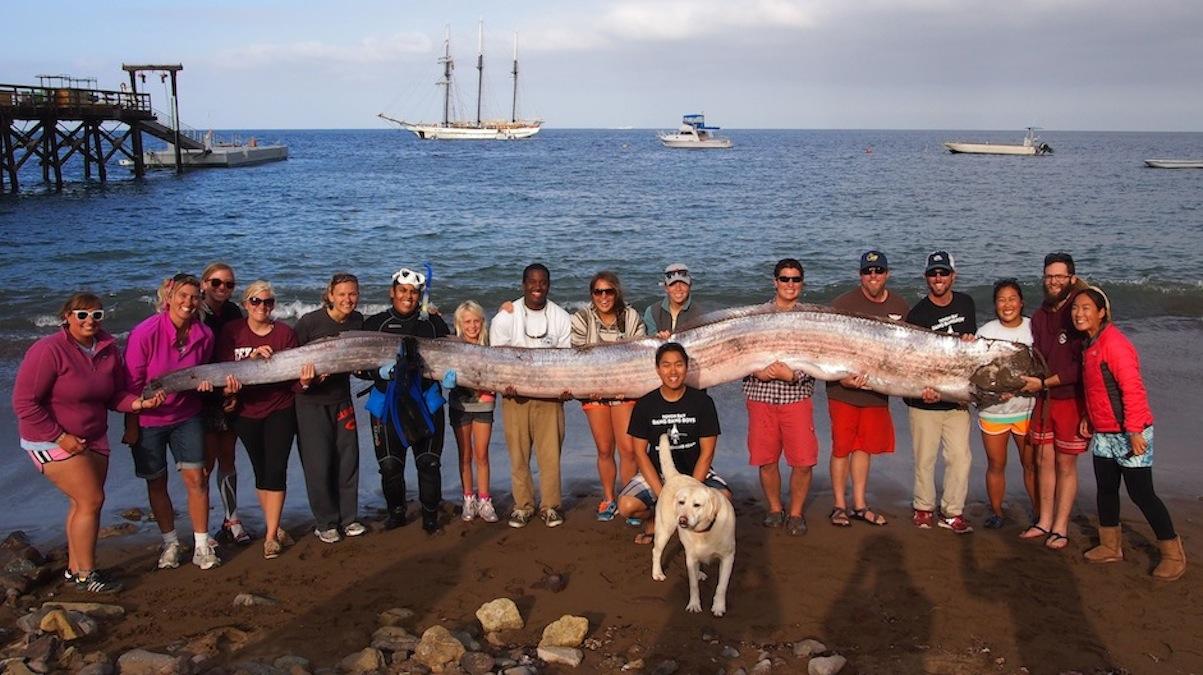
[1, 129, 1201, 541]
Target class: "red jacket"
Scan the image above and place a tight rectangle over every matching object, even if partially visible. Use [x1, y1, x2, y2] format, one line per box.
[1081, 323, 1153, 434]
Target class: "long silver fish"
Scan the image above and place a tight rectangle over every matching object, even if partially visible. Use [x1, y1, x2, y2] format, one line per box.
[149, 305, 1041, 406]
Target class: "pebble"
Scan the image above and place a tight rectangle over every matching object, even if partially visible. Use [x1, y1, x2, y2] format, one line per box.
[97, 523, 137, 539]
[652, 658, 679, 674]
[539, 615, 589, 649]
[371, 626, 418, 654]
[807, 654, 847, 675]
[459, 651, 495, 675]
[502, 668, 537, 675]
[721, 646, 740, 659]
[475, 598, 523, 633]
[379, 607, 417, 627]
[233, 593, 280, 607]
[537, 646, 584, 667]
[273, 655, 311, 671]
[413, 625, 466, 672]
[42, 601, 125, 619]
[451, 629, 480, 651]
[621, 658, 645, 671]
[77, 663, 114, 675]
[337, 647, 383, 674]
[119, 508, 146, 522]
[751, 658, 772, 674]
[793, 639, 826, 658]
[116, 649, 190, 675]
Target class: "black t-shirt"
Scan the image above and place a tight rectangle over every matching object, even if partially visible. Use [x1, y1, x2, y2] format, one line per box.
[905, 291, 978, 410]
[362, 307, 450, 391]
[294, 308, 365, 403]
[202, 301, 243, 345]
[627, 386, 721, 476]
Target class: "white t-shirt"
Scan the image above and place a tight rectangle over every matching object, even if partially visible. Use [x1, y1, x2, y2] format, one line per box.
[489, 298, 573, 349]
[976, 317, 1036, 420]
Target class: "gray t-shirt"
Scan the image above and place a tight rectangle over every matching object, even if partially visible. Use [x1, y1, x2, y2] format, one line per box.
[294, 308, 364, 404]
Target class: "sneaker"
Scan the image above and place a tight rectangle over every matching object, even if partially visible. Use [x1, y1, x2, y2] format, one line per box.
[541, 507, 565, 528]
[314, 527, 341, 544]
[263, 538, 282, 560]
[343, 521, 367, 537]
[938, 514, 974, 534]
[912, 509, 935, 529]
[275, 529, 296, 547]
[73, 570, 122, 594]
[476, 497, 499, 523]
[984, 514, 1005, 530]
[157, 541, 182, 570]
[227, 519, 253, 546]
[461, 495, 477, 522]
[508, 510, 531, 529]
[596, 500, 618, 522]
[193, 541, 221, 570]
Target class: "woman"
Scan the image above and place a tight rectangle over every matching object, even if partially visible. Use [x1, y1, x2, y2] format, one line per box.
[1074, 287, 1185, 580]
[570, 271, 647, 521]
[295, 273, 366, 543]
[125, 274, 225, 571]
[975, 279, 1038, 529]
[13, 294, 164, 592]
[217, 281, 313, 559]
[449, 301, 498, 523]
[198, 262, 251, 545]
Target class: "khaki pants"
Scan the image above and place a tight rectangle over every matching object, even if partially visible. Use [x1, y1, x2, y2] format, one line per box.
[908, 407, 972, 516]
[501, 397, 565, 515]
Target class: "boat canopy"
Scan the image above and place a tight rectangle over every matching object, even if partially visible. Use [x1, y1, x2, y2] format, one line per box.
[682, 114, 721, 130]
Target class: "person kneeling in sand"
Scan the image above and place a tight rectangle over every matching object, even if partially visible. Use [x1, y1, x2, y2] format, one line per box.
[618, 342, 731, 544]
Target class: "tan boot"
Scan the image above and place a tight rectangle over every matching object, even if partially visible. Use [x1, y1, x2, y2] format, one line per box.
[1083, 526, 1124, 563]
[1153, 537, 1186, 581]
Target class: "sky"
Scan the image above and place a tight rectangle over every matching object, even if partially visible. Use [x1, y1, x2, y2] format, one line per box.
[4, 0, 1202, 131]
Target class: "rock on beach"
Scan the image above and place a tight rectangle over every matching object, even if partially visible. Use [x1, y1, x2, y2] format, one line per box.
[475, 598, 523, 633]
[539, 615, 588, 648]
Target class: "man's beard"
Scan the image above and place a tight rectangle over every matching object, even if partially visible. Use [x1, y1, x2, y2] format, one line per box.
[1044, 284, 1071, 307]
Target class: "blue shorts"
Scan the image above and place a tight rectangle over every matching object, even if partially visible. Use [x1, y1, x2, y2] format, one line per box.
[619, 470, 730, 509]
[133, 416, 206, 479]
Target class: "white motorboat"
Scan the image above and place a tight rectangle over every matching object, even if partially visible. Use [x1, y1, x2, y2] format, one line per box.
[659, 114, 732, 149]
[1144, 159, 1203, 169]
[378, 22, 541, 141]
[120, 132, 287, 169]
[944, 127, 1052, 156]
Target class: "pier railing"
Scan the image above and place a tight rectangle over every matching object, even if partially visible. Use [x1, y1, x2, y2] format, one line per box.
[0, 84, 152, 118]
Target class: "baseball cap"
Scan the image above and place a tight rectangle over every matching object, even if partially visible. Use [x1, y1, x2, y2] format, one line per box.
[925, 251, 955, 274]
[663, 263, 692, 286]
[391, 267, 426, 289]
[859, 250, 888, 273]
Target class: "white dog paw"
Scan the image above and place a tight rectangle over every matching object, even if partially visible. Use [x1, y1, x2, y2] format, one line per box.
[711, 603, 726, 617]
[685, 601, 702, 613]
[652, 570, 667, 582]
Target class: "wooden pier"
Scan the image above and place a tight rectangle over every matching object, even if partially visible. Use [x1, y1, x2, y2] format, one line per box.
[0, 65, 201, 192]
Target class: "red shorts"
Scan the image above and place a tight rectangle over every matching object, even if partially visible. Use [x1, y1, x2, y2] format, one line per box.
[1028, 396, 1089, 454]
[746, 399, 819, 467]
[828, 399, 895, 458]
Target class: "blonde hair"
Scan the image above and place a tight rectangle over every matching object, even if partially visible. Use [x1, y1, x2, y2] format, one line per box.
[156, 273, 200, 312]
[454, 300, 488, 345]
[242, 280, 274, 304]
[201, 262, 234, 282]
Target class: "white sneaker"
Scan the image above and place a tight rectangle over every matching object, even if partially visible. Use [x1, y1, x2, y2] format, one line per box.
[156, 541, 182, 570]
[477, 497, 499, 523]
[192, 540, 221, 570]
[343, 521, 367, 537]
[315, 527, 341, 544]
[461, 495, 477, 522]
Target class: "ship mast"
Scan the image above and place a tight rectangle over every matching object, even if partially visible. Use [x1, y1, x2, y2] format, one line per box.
[475, 20, 484, 127]
[437, 26, 453, 127]
[510, 32, 519, 123]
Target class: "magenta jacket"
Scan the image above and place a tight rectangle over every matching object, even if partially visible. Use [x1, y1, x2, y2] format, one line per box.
[124, 312, 213, 427]
[12, 328, 138, 450]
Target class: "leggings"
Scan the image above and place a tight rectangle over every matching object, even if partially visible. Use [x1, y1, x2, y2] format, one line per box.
[1093, 455, 1176, 540]
[370, 408, 444, 517]
[233, 407, 296, 492]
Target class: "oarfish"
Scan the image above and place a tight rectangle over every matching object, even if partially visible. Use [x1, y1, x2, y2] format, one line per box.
[149, 305, 1041, 406]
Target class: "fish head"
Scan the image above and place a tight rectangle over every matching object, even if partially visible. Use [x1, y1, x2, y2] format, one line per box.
[969, 342, 1044, 407]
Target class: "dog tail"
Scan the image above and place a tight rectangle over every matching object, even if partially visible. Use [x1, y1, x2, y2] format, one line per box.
[657, 433, 680, 481]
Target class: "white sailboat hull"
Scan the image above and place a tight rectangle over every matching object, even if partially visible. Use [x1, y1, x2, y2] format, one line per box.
[944, 142, 1041, 156]
[403, 123, 541, 141]
[1144, 159, 1203, 169]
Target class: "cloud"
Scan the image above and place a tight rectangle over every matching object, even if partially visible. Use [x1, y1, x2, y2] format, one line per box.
[209, 32, 430, 69]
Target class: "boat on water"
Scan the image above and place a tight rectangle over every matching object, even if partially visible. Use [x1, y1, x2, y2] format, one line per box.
[944, 127, 1052, 156]
[378, 22, 541, 141]
[659, 114, 732, 149]
[1144, 159, 1203, 169]
[121, 131, 287, 169]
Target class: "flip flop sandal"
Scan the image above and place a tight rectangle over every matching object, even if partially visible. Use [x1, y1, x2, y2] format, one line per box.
[850, 507, 887, 526]
[1045, 532, 1069, 550]
[1019, 524, 1050, 540]
[829, 507, 852, 527]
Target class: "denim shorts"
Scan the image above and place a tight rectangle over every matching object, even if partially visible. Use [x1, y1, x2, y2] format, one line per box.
[133, 416, 206, 479]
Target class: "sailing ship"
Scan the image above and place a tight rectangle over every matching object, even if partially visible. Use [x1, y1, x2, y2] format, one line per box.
[378, 22, 541, 141]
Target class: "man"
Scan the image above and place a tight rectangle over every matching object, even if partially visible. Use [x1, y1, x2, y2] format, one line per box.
[644, 263, 704, 338]
[904, 251, 977, 534]
[618, 342, 730, 544]
[1019, 252, 1088, 550]
[827, 250, 909, 527]
[742, 258, 819, 536]
[362, 267, 450, 533]
[489, 263, 573, 528]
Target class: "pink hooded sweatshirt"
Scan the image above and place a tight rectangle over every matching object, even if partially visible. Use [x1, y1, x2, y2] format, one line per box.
[124, 312, 213, 427]
[12, 328, 138, 450]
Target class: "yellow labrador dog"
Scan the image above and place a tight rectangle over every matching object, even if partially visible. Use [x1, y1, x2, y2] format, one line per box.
[650, 434, 737, 616]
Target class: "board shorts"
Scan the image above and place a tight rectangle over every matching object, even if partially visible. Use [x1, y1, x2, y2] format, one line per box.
[581, 399, 637, 411]
[746, 398, 819, 467]
[620, 470, 730, 509]
[1028, 397, 1089, 454]
[828, 399, 894, 458]
[978, 414, 1032, 437]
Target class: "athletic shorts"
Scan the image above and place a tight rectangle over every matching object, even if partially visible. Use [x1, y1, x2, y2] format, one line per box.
[23, 439, 110, 473]
[132, 416, 206, 479]
[581, 399, 637, 411]
[1090, 427, 1154, 469]
[620, 470, 730, 509]
[746, 398, 819, 467]
[978, 416, 1031, 436]
[828, 399, 894, 458]
[1028, 397, 1089, 454]
[450, 408, 495, 428]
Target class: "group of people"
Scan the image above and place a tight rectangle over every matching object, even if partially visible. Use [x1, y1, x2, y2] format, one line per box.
[12, 251, 1186, 595]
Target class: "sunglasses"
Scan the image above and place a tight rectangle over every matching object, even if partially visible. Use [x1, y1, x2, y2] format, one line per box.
[248, 296, 277, 309]
[72, 309, 105, 321]
[591, 287, 617, 297]
[925, 269, 952, 278]
[776, 275, 803, 284]
[208, 278, 235, 290]
[861, 266, 887, 276]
